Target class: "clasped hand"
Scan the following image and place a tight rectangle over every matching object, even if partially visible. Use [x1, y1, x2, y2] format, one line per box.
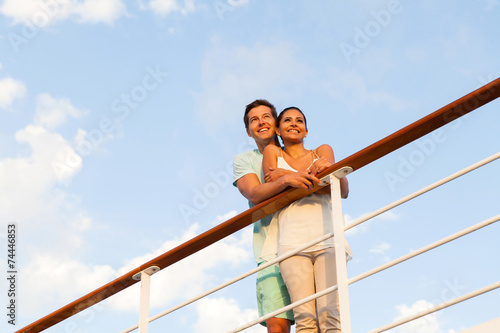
[265, 166, 329, 191]
[308, 156, 333, 176]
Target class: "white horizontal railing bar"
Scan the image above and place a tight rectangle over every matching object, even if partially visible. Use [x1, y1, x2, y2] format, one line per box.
[345, 151, 500, 232]
[230, 284, 340, 332]
[348, 214, 500, 285]
[124, 153, 500, 333]
[367, 280, 500, 333]
[233, 214, 500, 332]
[121, 233, 337, 333]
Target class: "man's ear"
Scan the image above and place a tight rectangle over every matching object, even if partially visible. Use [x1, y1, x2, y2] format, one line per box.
[246, 128, 252, 137]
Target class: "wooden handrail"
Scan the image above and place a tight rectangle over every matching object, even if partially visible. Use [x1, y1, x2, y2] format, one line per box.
[17, 77, 500, 332]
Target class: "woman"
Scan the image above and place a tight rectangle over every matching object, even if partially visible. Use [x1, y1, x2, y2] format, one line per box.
[261, 107, 352, 333]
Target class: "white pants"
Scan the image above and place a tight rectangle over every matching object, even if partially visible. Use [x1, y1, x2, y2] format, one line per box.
[279, 248, 341, 332]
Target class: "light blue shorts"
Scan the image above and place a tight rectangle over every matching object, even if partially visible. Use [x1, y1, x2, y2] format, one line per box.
[256, 263, 294, 327]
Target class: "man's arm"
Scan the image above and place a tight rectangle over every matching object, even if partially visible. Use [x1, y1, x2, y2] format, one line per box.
[236, 145, 320, 205]
[236, 170, 319, 205]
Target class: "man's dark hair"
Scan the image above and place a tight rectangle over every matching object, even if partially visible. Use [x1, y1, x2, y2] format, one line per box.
[243, 99, 278, 129]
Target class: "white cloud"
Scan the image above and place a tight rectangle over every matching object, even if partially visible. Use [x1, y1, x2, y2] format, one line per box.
[34, 93, 86, 130]
[20, 255, 115, 316]
[193, 39, 310, 135]
[192, 297, 261, 333]
[389, 299, 446, 333]
[217, 210, 238, 221]
[16, 220, 253, 323]
[0, 0, 42, 23]
[139, 0, 196, 16]
[369, 241, 392, 262]
[227, 0, 250, 7]
[107, 223, 253, 312]
[0, 76, 26, 109]
[0, 93, 101, 318]
[74, 0, 127, 24]
[0, 0, 127, 26]
[147, 0, 179, 14]
[0, 123, 96, 285]
[0, 125, 82, 223]
[369, 241, 391, 259]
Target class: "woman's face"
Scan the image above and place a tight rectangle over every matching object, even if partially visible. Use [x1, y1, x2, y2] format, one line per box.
[277, 109, 308, 143]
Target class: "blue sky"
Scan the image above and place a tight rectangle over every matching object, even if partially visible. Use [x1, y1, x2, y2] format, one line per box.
[1, 1, 499, 332]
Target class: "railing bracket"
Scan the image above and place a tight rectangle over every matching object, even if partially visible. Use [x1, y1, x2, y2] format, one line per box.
[320, 166, 353, 185]
[133, 266, 160, 281]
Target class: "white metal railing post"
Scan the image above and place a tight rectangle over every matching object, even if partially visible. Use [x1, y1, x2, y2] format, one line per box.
[132, 266, 160, 333]
[328, 167, 353, 332]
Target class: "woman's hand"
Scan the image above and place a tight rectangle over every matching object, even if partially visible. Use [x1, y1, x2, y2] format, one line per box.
[308, 156, 334, 176]
[264, 167, 292, 183]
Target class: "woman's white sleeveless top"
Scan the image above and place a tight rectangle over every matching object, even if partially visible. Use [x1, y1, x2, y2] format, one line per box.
[260, 150, 353, 261]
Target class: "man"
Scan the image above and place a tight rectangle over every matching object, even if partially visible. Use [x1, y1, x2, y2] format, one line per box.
[233, 99, 319, 332]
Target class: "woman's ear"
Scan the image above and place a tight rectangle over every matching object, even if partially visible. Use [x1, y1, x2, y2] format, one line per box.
[305, 129, 308, 138]
[275, 127, 281, 137]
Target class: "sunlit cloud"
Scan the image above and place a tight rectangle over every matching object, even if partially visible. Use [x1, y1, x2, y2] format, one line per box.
[107, 223, 252, 312]
[192, 297, 261, 333]
[369, 241, 392, 262]
[0, 76, 26, 110]
[138, 0, 196, 16]
[0, 0, 127, 26]
[34, 93, 86, 130]
[390, 299, 453, 333]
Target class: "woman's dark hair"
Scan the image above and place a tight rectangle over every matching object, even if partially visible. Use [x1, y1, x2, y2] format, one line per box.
[275, 107, 308, 146]
[277, 106, 307, 129]
[243, 99, 277, 129]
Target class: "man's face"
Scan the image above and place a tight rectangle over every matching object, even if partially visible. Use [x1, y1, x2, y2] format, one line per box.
[246, 105, 277, 145]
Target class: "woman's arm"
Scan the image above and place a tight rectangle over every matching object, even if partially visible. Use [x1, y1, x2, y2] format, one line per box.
[262, 144, 279, 175]
[310, 144, 349, 198]
[264, 167, 294, 183]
